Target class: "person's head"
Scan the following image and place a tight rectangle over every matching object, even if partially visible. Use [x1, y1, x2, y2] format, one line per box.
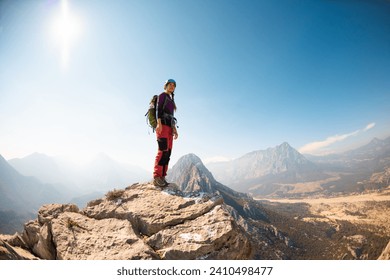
[164, 79, 176, 94]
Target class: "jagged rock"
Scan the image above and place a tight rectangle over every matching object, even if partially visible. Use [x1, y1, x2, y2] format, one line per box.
[1, 233, 28, 249]
[22, 204, 78, 260]
[0, 239, 37, 260]
[83, 183, 224, 236]
[378, 240, 390, 260]
[51, 212, 157, 260]
[19, 204, 81, 259]
[22, 220, 42, 253]
[11, 183, 251, 260]
[37, 203, 79, 225]
[147, 205, 252, 259]
[1, 239, 23, 260]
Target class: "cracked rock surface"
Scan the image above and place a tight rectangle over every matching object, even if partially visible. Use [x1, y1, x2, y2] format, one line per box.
[1, 183, 252, 260]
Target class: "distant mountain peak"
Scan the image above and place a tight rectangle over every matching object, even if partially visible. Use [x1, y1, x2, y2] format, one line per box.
[206, 142, 327, 195]
[175, 153, 203, 166]
[173, 153, 211, 174]
[279, 142, 291, 148]
[275, 141, 296, 151]
[347, 136, 390, 157]
[19, 152, 53, 161]
[263, 142, 306, 162]
[167, 153, 217, 193]
[172, 154, 211, 179]
[10, 152, 57, 165]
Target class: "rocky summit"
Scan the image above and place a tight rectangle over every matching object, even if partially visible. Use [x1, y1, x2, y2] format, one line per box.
[0, 183, 252, 260]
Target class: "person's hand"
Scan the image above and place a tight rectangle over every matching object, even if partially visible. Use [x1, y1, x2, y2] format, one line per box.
[156, 123, 162, 134]
[173, 127, 178, 140]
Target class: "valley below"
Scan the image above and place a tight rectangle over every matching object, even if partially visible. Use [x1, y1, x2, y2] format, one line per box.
[257, 187, 390, 259]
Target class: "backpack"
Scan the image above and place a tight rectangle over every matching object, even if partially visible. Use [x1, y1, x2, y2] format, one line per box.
[145, 94, 168, 132]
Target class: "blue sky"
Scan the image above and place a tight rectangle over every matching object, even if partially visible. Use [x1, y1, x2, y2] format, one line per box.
[1, 0, 389, 171]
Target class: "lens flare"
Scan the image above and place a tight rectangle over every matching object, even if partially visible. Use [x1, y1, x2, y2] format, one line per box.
[50, 0, 82, 68]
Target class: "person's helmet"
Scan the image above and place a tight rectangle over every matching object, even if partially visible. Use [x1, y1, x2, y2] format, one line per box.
[164, 79, 176, 89]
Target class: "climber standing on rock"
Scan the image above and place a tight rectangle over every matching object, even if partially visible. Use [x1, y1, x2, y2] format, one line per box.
[153, 79, 178, 187]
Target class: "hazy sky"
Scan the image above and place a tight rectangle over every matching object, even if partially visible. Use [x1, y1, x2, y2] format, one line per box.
[1, 0, 389, 171]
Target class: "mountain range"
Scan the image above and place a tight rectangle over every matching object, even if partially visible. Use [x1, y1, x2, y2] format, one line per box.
[0, 153, 149, 233]
[207, 137, 390, 198]
[168, 152, 390, 259]
[0, 155, 67, 234]
[1, 136, 389, 236]
[8, 153, 150, 195]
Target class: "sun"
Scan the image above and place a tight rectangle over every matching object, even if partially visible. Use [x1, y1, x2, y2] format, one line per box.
[50, 0, 82, 68]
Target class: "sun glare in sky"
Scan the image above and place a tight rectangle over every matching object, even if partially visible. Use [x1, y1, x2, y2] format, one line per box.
[50, 0, 82, 68]
[1, 0, 389, 169]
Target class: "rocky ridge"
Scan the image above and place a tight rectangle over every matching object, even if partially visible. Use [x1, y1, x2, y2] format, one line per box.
[0, 183, 252, 260]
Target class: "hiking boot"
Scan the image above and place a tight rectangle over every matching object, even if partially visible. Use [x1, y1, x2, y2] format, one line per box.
[162, 177, 170, 186]
[153, 177, 168, 187]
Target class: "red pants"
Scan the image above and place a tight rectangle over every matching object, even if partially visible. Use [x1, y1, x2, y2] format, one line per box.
[153, 125, 173, 178]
